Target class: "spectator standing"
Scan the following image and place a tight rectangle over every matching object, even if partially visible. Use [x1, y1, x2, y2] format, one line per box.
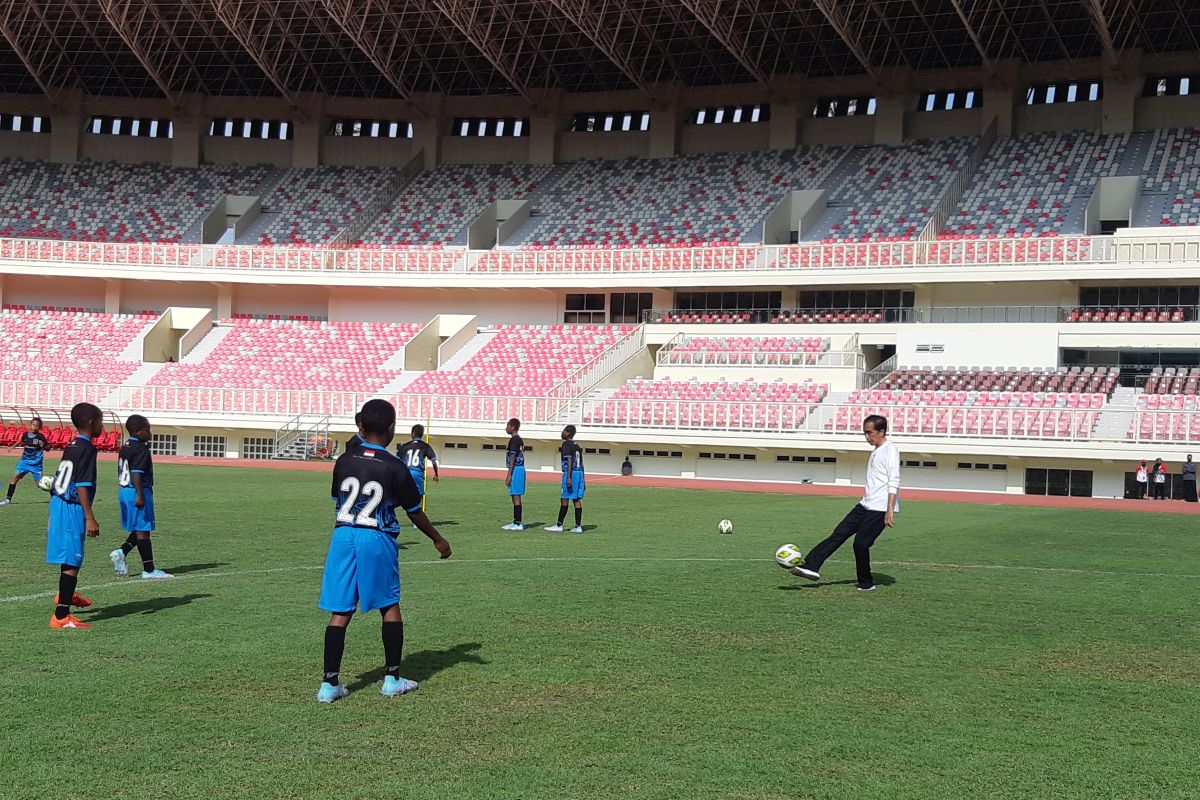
[1153, 458, 1168, 500]
[1182, 455, 1197, 503]
[1135, 460, 1149, 499]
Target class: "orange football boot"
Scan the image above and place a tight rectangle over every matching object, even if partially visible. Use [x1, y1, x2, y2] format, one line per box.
[53, 592, 93, 608]
[49, 614, 91, 629]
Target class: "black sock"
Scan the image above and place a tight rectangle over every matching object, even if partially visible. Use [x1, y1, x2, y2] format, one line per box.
[56, 570, 77, 620]
[513, 505, 522, 524]
[574, 507, 583, 528]
[136, 537, 155, 573]
[557, 505, 568, 525]
[382, 620, 404, 678]
[6, 483, 15, 500]
[323, 625, 347, 684]
[120, 532, 138, 555]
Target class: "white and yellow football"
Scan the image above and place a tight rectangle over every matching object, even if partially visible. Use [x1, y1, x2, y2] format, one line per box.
[717, 519, 734, 534]
[775, 544, 804, 569]
[37, 475, 54, 492]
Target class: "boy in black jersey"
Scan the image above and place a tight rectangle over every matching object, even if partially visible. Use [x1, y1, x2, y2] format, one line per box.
[501, 418, 526, 530]
[2, 416, 50, 505]
[316, 399, 452, 704]
[46, 403, 104, 629]
[109, 415, 173, 580]
[397, 424, 439, 498]
[545, 425, 586, 533]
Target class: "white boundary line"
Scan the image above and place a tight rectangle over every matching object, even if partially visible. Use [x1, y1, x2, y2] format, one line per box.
[1, 555, 1197, 605]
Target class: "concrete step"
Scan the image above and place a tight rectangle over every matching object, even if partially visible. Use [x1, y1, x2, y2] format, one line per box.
[438, 329, 497, 371]
[181, 324, 233, 363]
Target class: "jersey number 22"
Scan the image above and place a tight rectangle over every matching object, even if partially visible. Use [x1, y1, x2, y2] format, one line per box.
[336, 476, 383, 527]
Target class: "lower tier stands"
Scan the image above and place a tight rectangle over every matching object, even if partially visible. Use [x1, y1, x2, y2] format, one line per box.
[1067, 307, 1189, 323]
[876, 367, 1119, 396]
[583, 379, 828, 429]
[0, 307, 156, 385]
[1143, 368, 1200, 395]
[831, 390, 1103, 437]
[1131, 395, 1200, 440]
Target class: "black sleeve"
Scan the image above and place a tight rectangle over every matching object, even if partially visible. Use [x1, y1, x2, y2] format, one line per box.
[424, 442, 437, 462]
[331, 458, 343, 501]
[128, 445, 152, 473]
[74, 446, 97, 487]
[38, 433, 49, 450]
[392, 464, 423, 514]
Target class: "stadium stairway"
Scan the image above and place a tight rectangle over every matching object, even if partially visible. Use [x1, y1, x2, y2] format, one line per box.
[377, 371, 421, 394]
[101, 362, 165, 407]
[179, 323, 234, 363]
[437, 329, 499, 371]
[1091, 386, 1140, 440]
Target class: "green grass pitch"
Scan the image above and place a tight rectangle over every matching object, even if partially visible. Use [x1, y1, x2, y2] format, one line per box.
[1, 459, 1197, 800]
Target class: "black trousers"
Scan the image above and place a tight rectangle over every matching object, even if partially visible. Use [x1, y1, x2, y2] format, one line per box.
[805, 503, 887, 586]
[1137, 482, 1147, 499]
[1183, 480, 1197, 502]
[1153, 481, 1166, 500]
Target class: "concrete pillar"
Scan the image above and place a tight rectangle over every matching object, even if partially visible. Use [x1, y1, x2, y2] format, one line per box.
[528, 113, 564, 165]
[216, 284, 233, 319]
[291, 118, 322, 167]
[780, 286, 799, 309]
[648, 109, 681, 159]
[768, 102, 799, 150]
[170, 116, 203, 167]
[0, 274, 5, 307]
[411, 117, 440, 169]
[1101, 76, 1139, 135]
[49, 116, 81, 163]
[103, 280, 121, 314]
[873, 96, 906, 145]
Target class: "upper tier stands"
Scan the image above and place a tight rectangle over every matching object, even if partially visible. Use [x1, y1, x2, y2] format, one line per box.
[0, 307, 154, 385]
[146, 319, 422, 394]
[584, 378, 829, 429]
[808, 138, 973, 242]
[830, 390, 1103, 437]
[1144, 367, 1200, 395]
[940, 131, 1129, 239]
[508, 148, 846, 248]
[876, 367, 1119, 396]
[663, 335, 830, 366]
[357, 164, 554, 247]
[0, 158, 274, 242]
[1066, 307, 1190, 322]
[254, 167, 400, 246]
[401, 324, 634, 397]
[1136, 128, 1200, 227]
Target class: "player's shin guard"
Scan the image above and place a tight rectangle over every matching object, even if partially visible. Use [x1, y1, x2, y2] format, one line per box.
[120, 532, 138, 555]
[55, 568, 77, 621]
[557, 505, 569, 526]
[6, 483, 15, 501]
[135, 536, 154, 573]
[382, 620, 404, 679]
[574, 507, 582, 528]
[323, 625, 347, 685]
[513, 505, 523, 524]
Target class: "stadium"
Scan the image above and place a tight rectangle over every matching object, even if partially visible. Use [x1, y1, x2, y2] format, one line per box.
[2, 2, 1199, 799]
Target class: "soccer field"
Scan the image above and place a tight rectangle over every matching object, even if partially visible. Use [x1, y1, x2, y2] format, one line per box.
[1, 459, 1197, 800]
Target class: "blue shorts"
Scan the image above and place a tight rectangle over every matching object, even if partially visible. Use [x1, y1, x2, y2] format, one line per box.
[119, 486, 156, 532]
[509, 465, 526, 496]
[562, 469, 586, 500]
[409, 468, 425, 498]
[46, 496, 85, 567]
[14, 456, 43, 480]
[318, 526, 401, 613]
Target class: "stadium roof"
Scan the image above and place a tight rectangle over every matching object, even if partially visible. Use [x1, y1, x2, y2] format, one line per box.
[0, 1, 1196, 105]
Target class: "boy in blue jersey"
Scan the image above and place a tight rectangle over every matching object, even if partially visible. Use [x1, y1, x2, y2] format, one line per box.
[501, 418, 526, 530]
[396, 424, 439, 498]
[109, 415, 173, 580]
[545, 425, 586, 533]
[317, 399, 452, 704]
[46, 403, 104, 629]
[345, 411, 363, 453]
[2, 416, 50, 505]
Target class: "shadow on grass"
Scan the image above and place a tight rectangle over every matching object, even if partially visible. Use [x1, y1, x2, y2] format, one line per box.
[80, 593, 214, 622]
[429, 520, 460, 526]
[167, 562, 229, 575]
[347, 642, 486, 692]
[778, 573, 897, 590]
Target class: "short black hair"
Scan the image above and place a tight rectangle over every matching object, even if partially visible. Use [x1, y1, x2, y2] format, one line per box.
[507, 418, 521, 430]
[354, 412, 362, 425]
[70, 402, 103, 430]
[29, 416, 41, 425]
[563, 424, 577, 437]
[358, 399, 395, 437]
[411, 423, 424, 438]
[863, 414, 888, 433]
[125, 414, 150, 434]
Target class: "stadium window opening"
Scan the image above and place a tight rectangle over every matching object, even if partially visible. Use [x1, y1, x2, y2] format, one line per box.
[1025, 80, 1103, 105]
[453, 117, 530, 137]
[87, 116, 171, 138]
[691, 104, 769, 125]
[0, 113, 50, 133]
[919, 89, 981, 112]
[812, 97, 875, 118]
[209, 118, 292, 140]
[1143, 75, 1198, 97]
[328, 119, 413, 138]
[569, 111, 650, 132]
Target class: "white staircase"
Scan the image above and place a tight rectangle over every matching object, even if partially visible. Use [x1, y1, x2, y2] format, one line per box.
[101, 363, 165, 408]
[378, 371, 422, 394]
[1092, 386, 1139, 440]
[181, 324, 234, 363]
[438, 329, 498, 371]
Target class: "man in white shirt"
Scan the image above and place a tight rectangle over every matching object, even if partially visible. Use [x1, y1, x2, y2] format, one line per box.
[790, 415, 899, 592]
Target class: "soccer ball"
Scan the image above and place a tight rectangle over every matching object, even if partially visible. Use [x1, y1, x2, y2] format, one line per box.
[775, 543, 805, 569]
[717, 519, 734, 534]
[37, 475, 54, 492]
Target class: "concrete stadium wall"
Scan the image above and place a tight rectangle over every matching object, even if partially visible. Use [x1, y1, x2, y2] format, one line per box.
[322, 136, 415, 167]
[122, 281, 218, 314]
[79, 134, 172, 164]
[679, 123, 770, 155]
[0, 131, 51, 161]
[558, 132, 651, 161]
[202, 137, 292, 167]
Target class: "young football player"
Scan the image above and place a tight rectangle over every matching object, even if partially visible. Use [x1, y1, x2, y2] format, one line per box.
[109, 415, 173, 580]
[316, 399, 452, 704]
[2, 416, 50, 505]
[501, 418, 526, 530]
[396, 424, 439, 499]
[45, 403, 104, 629]
[545, 425, 585, 533]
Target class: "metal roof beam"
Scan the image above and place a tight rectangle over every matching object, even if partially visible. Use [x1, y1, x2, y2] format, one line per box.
[427, 0, 541, 104]
[810, 0, 880, 81]
[544, 0, 654, 95]
[210, 0, 306, 105]
[949, 0, 996, 75]
[96, 0, 189, 104]
[676, 0, 771, 88]
[0, 0, 68, 100]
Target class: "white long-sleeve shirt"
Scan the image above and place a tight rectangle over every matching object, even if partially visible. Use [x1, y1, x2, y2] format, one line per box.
[861, 439, 901, 512]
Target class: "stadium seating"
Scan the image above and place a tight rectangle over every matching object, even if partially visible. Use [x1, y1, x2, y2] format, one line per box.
[874, 366, 1119, 396]
[831, 389, 1104, 437]
[809, 138, 973, 242]
[1137, 128, 1200, 227]
[584, 378, 828, 429]
[357, 163, 554, 247]
[1143, 367, 1200, 395]
[662, 335, 830, 366]
[770, 309, 892, 324]
[0, 307, 156, 388]
[508, 148, 845, 249]
[1130, 394, 1200, 441]
[401, 324, 634, 398]
[0, 158, 274, 243]
[254, 167, 400, 246]
[1065, 306, 1188, 322]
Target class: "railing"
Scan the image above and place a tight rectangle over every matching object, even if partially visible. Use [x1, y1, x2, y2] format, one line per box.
[923, 305, 1066, 324]
[4, 378, 1199, 443]
[862, 354, 898, 389]
[329, 152, 425, 248]
[543, 324, 647, 420]
[657, 350, 855, 368]
[918, 117, 998, 243]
